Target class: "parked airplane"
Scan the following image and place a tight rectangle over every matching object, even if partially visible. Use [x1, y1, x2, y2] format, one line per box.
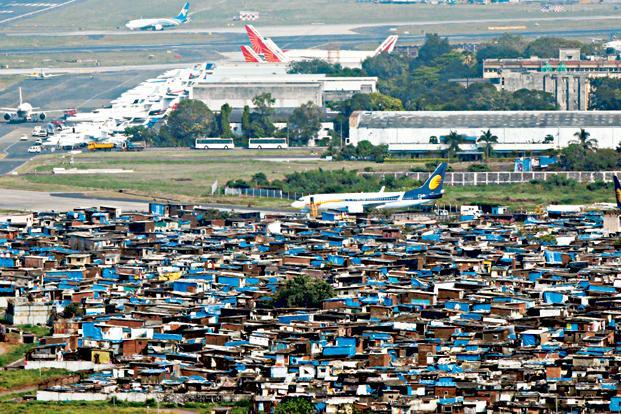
[1, 88, 66, 123]
[243, 25, 398, 68]
[605, 39, 621, 52]
[614, 175, 621, 209]
[291, 163, 448, 213]
[126, 2, 190, 31]
[28, 69, 63, 80]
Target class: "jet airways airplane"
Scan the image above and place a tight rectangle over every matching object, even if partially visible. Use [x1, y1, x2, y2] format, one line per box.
[1, 88, 66, 123]
[243, 25, 398, 68]
[291, 163, 448, 213]
[126, 2, 190, 31]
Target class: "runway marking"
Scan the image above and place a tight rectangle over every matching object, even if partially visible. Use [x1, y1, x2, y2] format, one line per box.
[7, 3, 58, 6]
[0, 0, 77, 24]
[0, 11, 15, 14]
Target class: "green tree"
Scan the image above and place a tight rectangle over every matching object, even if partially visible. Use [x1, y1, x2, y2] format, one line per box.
[251, 172, 269, 186]
[478, 129, 498, 158]
[274, 275, 334, 308]
[417, 33, 451, 64]
[249, 93, 276, 138]
[589, 77, 621, 110]
[124, 126, 156, 147]
[445, 131, 464, 159]
[218, 103, 233, 138]
[288, 101, 323, 146]
[62, 302, 84, 319]
[288, 59, 364, 77]
[543, 134, 555, 144]
[166, 99, 214, 146]
[429, 136, 438, 144]
[523, 37, 584, 58]
[572, 128, 597, 151]
[241, 105, 251, 139]
[274, 397, 315, 414]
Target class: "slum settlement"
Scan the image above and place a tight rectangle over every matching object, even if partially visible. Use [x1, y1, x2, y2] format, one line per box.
[1, 204, 621, 413]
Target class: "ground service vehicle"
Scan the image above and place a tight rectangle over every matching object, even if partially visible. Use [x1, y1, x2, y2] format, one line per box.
[195, 138, 234, 150]
[27, 145, 41, 153]
[87, 142, 115, 151]
[248, 138, 288, 149]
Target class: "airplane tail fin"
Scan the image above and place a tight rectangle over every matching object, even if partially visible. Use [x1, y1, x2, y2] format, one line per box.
[614, 175, 621, 209]
[373, 35, 399, 55]
[402, 162, 448, 201]
[241, 45, 263, 63]
[176, 2, 190, 22]
[261, 38, 287, 63]
[245, 25, 266, 54]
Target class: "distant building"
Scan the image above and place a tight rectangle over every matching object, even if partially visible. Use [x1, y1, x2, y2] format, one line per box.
[190, 64, 377, 110]
[484, 49, 621, 110]
[349, 110, 621, 155]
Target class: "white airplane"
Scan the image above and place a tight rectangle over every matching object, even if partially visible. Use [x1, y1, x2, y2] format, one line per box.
[243, 25, 399, 68]
[291, 163, 448, 213]
[604, 39, 621, 52]
[28, 69, 63, 80]
[126, 2, 190, 31]
[1, 87, 66, 123]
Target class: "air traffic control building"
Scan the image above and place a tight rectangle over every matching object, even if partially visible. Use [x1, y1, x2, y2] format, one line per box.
[349, 111, 621, 154]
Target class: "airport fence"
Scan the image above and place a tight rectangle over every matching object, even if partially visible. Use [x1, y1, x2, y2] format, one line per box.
[361, 170, 621, 186]
[223, 170, 621, 201]
[224, 187, 300, 200]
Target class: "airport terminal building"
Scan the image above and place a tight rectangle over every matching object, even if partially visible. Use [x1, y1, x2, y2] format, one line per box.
[349, 110, 621, 154]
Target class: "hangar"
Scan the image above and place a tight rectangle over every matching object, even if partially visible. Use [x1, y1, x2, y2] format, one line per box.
[349, 111, 621, 154]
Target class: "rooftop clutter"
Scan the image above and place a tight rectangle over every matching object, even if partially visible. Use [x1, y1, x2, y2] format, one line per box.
[1, 204, 621, 413]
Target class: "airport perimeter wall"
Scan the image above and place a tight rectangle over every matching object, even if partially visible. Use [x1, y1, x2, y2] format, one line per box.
[224, 171, 621, 200]
[361, 170, 621, 186]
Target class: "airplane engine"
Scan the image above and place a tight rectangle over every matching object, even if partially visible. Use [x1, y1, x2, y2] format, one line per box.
[154, 24, 163, 31]
[37, 113, 46, 121]
[3, 113, 11, 121]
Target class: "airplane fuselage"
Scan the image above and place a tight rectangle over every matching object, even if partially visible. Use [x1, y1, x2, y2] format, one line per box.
[126, 18, 181, 31]
[291, 190, 440, 212]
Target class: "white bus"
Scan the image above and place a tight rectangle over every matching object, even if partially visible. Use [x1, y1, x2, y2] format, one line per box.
[195, 138, 235, 150]
[248, 138, 288, 149]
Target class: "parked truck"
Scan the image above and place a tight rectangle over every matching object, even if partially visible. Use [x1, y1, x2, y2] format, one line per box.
[87, 142, 115, 151]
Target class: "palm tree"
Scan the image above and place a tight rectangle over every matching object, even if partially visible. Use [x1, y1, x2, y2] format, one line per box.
[445, 130, 463, 160]
[477, 129, 498, 159]
[572, 128, 597, 151]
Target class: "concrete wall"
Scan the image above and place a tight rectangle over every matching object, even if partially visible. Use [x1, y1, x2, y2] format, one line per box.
[6, 302, 53, 325]
[499, 72, 589, 110]
[25, 360, 115, 371]
[191, 82, 323, 110]
[350, 126, 621, 150]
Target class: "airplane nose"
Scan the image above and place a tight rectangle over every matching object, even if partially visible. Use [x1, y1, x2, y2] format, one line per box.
[291, 200, 304, 209]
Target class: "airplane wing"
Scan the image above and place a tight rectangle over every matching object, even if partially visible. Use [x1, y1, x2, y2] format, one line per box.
[0, 108, 17, 111]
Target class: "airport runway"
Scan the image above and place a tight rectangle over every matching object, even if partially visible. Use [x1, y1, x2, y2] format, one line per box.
[5, 14, 621, 37]
[2, 26, 621, 59]
[0, 0, 79, 25]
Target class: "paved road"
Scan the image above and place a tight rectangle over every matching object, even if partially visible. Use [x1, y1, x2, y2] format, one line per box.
[2, 25, 621, 58]
[0, 70, 163, 113]
[5, 14, 621, 37]
[0, 63, 192, 76]
[0, 188, 294, 214]
[0, 0, 79, 25]
[0, 124, 33, 174]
